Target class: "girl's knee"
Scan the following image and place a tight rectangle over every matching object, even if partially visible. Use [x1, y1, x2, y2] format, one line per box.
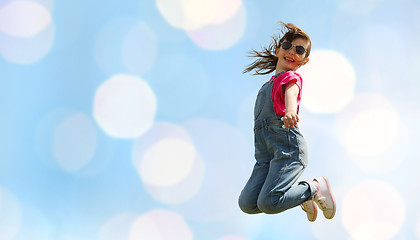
[257, 195, 287, 214]
[257, 197, 276, 214]
[238, 196, 260, 214]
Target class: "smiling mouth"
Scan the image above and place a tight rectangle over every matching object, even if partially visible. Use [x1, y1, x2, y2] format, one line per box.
[284, 57, 295, 63]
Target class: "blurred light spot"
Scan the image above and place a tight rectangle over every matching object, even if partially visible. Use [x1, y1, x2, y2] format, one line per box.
[0, 19, 54, 64]
[133, 122, 204, 204]
[0, 0, 54, 64]
[336, 93, 408, 174]
[140, 138, 195, 187]
[298, 50, 355, 114]
[36, 108, 114, 176]
[94, 17, 133, 75]
[99, 213, 137, 240]
[14, 205, 52, 240]
[53, 113, 97, 172]
[93, 74, 157, 139]
[129, 210, 192, 240]
[186, 3, 246, 50]
[0, 1, 51, 38]
[0, 187, 22, 240]
[173, 118, 253, 221]
[150, 54, 210, 121]
[122, 22, 157, 76]
[156, 0, 242, 31]
[94, 18, 157, 76]
[342, 180, 404, 240]
[345, 109, 397, 156]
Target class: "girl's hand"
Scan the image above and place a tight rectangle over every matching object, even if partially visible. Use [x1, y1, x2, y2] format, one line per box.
[282, 112, 299, 128]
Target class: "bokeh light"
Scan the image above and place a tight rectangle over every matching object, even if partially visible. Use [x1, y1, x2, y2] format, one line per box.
[342, 180, 405, 240]
[298, 50, 356, 114]
[129, 210, 193, 240]
[93, 74, 157, 139]
[0, 0, 54, 63]
[122, 22, 158, 76]
[98, 213, 137, 240]
[0, 187, 22, 240]
[94, 18, 157, 76]
[335, 93, 409, 174]
[156, 0, 242, 30]
[0, 1, 51, 38]
[156, 0, 245, 50]
[139, 138, 196, 187]
[173, 118, 253, 221]
[132, 122, 204, 204]
[186, 4, 246, 50]
[53, 113, 97, 172]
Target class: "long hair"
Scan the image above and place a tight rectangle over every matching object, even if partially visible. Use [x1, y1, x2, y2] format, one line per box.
[243, 22, 311, 75]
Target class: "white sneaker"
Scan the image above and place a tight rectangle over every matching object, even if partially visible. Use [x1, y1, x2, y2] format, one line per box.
[301, 200, 317, 222]
[313, 176, 336, 219]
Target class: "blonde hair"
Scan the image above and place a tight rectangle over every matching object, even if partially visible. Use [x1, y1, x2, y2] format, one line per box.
[243, 22, 311, 75]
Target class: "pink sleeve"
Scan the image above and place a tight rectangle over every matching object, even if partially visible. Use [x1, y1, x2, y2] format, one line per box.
[272, 71, 303, 115]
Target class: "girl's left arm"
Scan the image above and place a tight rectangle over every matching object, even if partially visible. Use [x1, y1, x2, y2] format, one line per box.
[283, 82, 300, 128]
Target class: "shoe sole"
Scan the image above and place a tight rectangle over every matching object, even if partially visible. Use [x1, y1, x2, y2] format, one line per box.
[301, 200, 317, 222]
[308, 200, 317, 222]
[320, 176, 336, 219]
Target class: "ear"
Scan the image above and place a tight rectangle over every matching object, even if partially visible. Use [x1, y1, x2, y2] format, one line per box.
[275, 47, 279, 56]
[301, 57, 309, 66]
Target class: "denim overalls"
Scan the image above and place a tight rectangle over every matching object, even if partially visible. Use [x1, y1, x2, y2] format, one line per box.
[238, 74, 317, 214]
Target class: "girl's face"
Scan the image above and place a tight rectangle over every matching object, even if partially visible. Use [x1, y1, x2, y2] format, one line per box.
[276, 38, 310, 72]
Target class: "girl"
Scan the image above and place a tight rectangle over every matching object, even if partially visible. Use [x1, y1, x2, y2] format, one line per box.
[238, 22, 336, 222]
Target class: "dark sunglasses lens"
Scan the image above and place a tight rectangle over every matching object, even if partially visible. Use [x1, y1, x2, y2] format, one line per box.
[281, 42, 292, 50]
[296, 46, 305, 55]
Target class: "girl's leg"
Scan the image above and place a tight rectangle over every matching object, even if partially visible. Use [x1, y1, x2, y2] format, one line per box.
[238, 162, 269, 214]
[256, 126, 317, 214]
[238, 129, 272, 214]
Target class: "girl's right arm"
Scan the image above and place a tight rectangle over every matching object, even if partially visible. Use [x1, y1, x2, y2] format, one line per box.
[283, 82, 300, 128]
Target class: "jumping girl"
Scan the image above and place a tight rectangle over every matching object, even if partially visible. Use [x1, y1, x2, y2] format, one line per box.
[238, 22, 336, 222]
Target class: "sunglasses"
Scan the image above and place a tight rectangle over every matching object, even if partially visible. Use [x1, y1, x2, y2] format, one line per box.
[280, 41, 306, 55]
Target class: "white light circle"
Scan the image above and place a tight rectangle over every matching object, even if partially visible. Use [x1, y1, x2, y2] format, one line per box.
[139, 138, 196, 187]
[129, 210, 192, 240]
[93, 74, 157, 139]
[174, 118, 253, 221]
[345, 108, 397, 157]
[132, 122, 204, 204]
[156, 0, 242, 31]
[298, 50, 356, 114]
[186, 3, 246, 50]
[99, 213, 137, 240]
[0, 187, 22, 240]
[0, 1, 51, 38]
[342, 180, 405, 240]
[53, 113, 97, 172]
[335, 93, 408, 174]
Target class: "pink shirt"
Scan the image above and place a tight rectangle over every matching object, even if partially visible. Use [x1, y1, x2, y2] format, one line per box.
[269, 71, 303, 116]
